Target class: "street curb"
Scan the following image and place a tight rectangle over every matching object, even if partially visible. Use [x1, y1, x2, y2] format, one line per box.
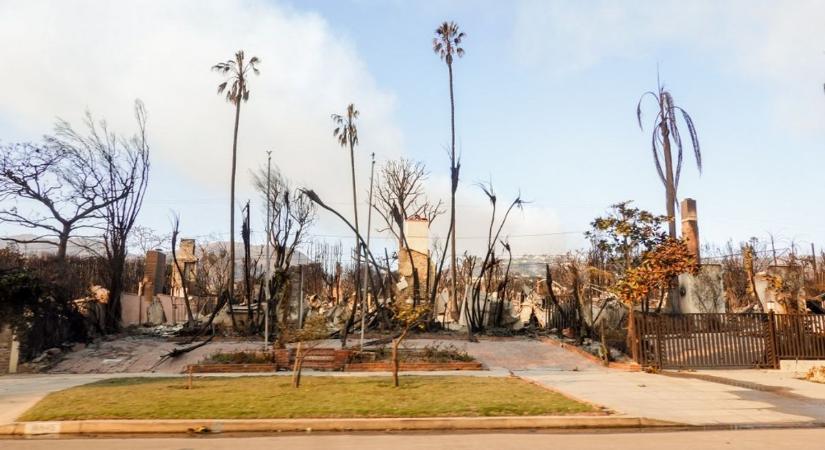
[0, 416, 683, 436]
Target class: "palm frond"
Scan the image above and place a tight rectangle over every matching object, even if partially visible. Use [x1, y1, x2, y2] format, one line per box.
[677, 107, 702, 173]
[651, 127, 666, 186]
[476, 181, 496, 206]
[636, 91, 657, 129]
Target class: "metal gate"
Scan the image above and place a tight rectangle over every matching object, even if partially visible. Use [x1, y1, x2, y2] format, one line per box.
[630, 313, 777, 369]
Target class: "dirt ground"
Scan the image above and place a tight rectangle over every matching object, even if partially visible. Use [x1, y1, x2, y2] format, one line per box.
[45, 332, 600, 374]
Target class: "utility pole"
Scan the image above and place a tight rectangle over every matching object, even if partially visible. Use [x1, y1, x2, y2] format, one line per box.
[264, 150, 272, 349]
[770, 233, 778, 266]
[360, 152, 376, 349]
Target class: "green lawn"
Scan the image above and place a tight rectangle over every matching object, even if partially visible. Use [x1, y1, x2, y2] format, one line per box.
[20, 376, 597, 421]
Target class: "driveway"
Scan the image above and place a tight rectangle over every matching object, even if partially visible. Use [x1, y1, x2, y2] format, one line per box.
[0, 374, 113, 424]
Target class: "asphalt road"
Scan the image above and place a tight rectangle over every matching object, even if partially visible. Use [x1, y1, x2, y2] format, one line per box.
[2, 428, 825, 450]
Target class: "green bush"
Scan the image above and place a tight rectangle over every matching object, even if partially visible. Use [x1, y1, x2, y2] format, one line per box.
[0, 250, 88, 361]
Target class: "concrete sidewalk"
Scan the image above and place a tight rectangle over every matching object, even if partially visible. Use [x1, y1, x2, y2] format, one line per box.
[518, 368, 825, 426]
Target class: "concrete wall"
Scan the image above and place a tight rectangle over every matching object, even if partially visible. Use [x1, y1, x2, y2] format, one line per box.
[754, 266, 807, 314]
[675, 264, 726, 313]
[121, 292, 204, 326]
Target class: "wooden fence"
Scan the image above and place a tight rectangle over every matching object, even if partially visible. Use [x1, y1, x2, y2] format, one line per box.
[630, 312, 825, 369]
[774, 314, 825, 360]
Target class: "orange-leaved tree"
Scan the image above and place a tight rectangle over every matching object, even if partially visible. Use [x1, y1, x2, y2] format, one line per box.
[613, 238, 698, 313]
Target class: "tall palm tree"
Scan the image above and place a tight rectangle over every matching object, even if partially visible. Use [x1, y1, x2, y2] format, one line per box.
[212, 50, 260, 305]
[332, 103, 361, 347]
[433, 21, 465, 320]
[637, 78, 701, 238]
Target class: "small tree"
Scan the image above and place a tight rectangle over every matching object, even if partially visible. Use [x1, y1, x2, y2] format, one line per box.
[288, 314, 329, 388]
[613, 238, 699, 313]
[390, 301, 429, 387]
[586, 201, 668, 278]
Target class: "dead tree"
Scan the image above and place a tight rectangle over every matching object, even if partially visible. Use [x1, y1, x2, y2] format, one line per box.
[241, 202, 255, 333]
[128, 225, 170, 255]
[466, 182, 525, 335]
[302, 188, 403, 340]
[374, 158, 444, 309]
[39, 100, 151, 332]
[170, 214, 196, 328]
[252, 167, 315, 345]
[0, 124, 128, 260]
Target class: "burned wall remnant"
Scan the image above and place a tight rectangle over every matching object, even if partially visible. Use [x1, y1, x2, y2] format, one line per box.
[171, 239, 197, 298]
[397, 217, 432, 302]
[676, 264, 726, 313]
[754, 265, 807, 314]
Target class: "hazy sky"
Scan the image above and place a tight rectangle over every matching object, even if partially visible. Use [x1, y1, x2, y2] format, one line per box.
[1, 0, 824, 260]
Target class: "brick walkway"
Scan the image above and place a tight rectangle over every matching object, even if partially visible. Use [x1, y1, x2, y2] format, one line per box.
[407, 338, 603, 371]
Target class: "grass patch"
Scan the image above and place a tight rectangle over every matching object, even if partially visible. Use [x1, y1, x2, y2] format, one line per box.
[19, 376, 596, 420]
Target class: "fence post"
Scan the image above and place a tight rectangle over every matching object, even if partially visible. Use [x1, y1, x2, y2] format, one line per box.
[627, 307, 639, 363]
[767, 311, 779, 369]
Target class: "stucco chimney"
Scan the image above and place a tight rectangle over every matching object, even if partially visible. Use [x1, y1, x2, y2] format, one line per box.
[680, 198, 700, 265]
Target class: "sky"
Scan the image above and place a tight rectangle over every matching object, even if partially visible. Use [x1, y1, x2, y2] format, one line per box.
[1, 0, 824, 262]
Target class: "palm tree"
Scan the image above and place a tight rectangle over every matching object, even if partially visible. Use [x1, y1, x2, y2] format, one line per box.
[332, 103, 361, 347]
[433, 21, 465, 320]
[637, 78, 701, 238]
[212, 50, 259, 306]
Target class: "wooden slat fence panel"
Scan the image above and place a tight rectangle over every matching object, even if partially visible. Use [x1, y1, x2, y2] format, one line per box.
[775, 314, 825, 359]
[631, 313, 774, 369]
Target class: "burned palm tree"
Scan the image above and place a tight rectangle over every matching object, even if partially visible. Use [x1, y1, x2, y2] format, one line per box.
[637, 77, 701, 238]
[332, 103, 362, 347]
[433, 21, 465, 319]
[467, 182, 525, 335]
[212, 50, 260, 305]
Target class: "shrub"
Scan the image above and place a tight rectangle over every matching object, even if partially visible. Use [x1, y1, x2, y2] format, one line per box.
[0, 257, 88, 361]
[421, 342, 474, 362]
[204, 351, 273, 364]
[805, 366, 825, 384]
